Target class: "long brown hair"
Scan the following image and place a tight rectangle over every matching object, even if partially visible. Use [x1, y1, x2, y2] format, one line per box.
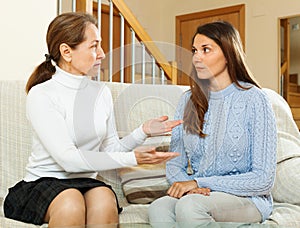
[184, 21, 260, 137]
[25, 12, 97, 93]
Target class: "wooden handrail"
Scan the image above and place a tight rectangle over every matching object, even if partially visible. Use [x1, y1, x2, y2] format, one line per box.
[76, 0, 174, 82]
[111, 0, 172, 81]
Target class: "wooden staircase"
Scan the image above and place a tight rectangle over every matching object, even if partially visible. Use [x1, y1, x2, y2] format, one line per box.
[75, 0, 177, 84]
[288, 73, 300, 129]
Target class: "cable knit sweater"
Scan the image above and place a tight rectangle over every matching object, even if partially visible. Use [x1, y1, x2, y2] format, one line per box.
[167, 82, 277, 221]
[25, 66, 147, 181]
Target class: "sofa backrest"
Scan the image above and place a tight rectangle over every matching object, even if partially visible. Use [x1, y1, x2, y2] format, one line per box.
[1, 80, 299, 206]
[0, 81, 32, 199]
[0, 80, 189, 201]
[105, 82, 189, 137]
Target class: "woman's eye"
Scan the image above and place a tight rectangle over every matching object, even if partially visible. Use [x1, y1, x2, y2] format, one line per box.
[191, 48, 197, 54]
[91, 43, 98, 49]
[203, 47, 211, 53]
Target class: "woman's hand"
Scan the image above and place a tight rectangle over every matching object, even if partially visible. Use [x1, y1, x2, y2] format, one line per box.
[167, 180, 198, 198]
[142, 116, 183, 136]
[187, 187, 210, 196]
[134, 146, 179, 165]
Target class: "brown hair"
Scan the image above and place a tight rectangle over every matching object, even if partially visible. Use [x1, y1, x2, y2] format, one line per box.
[25, 12, 97, 93]
[184, 21, 260, 137]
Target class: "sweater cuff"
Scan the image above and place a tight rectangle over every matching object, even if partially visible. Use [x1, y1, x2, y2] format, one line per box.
[131, 124, 148, 143]
[108, 151, 138, 167]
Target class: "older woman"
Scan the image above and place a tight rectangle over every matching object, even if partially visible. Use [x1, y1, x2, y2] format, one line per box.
[4, 12, 181, 227]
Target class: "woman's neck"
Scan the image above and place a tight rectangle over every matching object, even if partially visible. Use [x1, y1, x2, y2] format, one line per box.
[209, 70, 232, 91]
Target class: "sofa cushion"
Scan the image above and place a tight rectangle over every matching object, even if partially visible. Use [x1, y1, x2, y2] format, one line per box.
[106, 82, 189, 204]
[106, 82, 189, 137]
[272, 157, 300, 205]
[118, 136, 171, 204]
[263, 88, 300, 205]
[0, 81, 32, 201]
[119, 163, 169, 204]
[263, 88, 300, 162]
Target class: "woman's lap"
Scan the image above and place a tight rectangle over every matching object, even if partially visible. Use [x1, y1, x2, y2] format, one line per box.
[149, 192, 262, 224]
[4, 177, 122, 225]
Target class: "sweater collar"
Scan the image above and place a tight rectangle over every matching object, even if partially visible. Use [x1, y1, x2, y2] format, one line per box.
[209, 83, 236, 100]
[52, 66, 89, 89]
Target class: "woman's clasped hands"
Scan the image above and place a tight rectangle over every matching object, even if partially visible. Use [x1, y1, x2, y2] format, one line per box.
[167, 180, 211, 198]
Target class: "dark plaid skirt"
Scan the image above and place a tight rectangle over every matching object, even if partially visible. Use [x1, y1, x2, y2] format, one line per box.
[4, 177, 122, 225]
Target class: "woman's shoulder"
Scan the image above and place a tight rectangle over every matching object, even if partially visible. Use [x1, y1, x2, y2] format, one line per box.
[237, 82, 268, 98]
[182, 89, 192, 100]
[236, 82, 273, 109]
[27, 78, 56, 98]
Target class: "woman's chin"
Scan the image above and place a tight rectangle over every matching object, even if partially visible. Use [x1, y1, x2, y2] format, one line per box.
[87, 66, 100, 78]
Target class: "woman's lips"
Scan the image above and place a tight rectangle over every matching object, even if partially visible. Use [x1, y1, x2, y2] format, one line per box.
[195, 66, 206, 71]
[93, 62, 101, 68]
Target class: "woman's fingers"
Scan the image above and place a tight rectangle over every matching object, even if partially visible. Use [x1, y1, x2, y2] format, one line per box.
[134, 147, 179, 164]
[187, 187, 211, 196]
[142, 116, 183, 136]
[167, 181, 198, 198]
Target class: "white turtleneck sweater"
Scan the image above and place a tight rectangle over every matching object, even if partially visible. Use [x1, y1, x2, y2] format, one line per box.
[24, 66, 147, 181]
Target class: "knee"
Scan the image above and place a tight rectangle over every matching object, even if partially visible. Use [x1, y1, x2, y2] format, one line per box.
[85, 187, 118, 224]
[149, 196, 168, 218]
[148, 196, 177, 223]
[176, 195, 212, 222]
[53, 189, 86, 217]
[175, 195, 203, 221]
[86, 187, 118, 214]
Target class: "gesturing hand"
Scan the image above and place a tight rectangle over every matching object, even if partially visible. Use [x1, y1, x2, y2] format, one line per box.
[134, 146, 180, 165]
[142, 116, 183, 136]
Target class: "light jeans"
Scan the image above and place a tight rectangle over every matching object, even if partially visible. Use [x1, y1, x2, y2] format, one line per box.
[148, 192, 262, 228]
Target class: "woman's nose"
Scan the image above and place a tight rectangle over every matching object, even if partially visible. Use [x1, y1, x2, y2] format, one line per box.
[193, 52, 203, 62]
[97, 46, 105, 59]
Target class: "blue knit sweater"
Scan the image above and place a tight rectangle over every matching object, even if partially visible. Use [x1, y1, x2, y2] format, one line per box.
[167, 82, 277, 221]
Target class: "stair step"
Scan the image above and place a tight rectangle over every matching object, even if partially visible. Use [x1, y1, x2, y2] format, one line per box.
[290, 73, 298, 84]
[291, 107, 300, 119]
[289, 83, 299, 92]
[295, 120, 300, 130]
[289, 92, 300, 107]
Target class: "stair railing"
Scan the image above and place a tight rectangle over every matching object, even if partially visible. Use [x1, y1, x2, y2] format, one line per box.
[57, 0, 177, 85]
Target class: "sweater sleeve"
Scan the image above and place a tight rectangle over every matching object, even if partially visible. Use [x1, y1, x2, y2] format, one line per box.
[166, 91, 195, 183]
[99, 87, 147, 153]
[26, 86, 141, 173]
[195, 90, 277, 197]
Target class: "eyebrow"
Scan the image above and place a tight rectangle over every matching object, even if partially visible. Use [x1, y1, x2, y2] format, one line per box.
[192, 44, 212, 48]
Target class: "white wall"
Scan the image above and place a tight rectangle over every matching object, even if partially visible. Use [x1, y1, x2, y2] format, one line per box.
[0, 0, 56, 81]
[124, 0, 300, 92]
[2, 0, 300, 91]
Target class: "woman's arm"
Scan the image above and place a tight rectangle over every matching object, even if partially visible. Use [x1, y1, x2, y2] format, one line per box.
[194, 89, 277, 196]
[27, 86, 139, 172]
[166, 92, 195, 183]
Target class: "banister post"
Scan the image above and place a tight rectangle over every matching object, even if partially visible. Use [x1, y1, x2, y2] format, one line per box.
[76, 0, 93, 14]
[171, 61, 177, 85]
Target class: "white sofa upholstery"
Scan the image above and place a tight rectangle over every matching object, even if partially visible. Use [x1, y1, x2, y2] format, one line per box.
[1, 81, 300, 227]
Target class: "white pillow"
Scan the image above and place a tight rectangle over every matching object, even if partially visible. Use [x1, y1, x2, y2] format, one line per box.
[272, 157, 300, 205]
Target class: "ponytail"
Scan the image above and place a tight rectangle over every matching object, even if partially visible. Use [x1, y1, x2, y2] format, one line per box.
[25, 55, 56, 94]
[26, 12, 98, 94]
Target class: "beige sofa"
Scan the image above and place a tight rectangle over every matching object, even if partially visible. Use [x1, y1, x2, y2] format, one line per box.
[1, 80, 300, 227]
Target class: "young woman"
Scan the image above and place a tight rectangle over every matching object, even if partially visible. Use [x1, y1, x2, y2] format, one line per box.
[4, 12, 181, 227]
[149, 21, 277, 226]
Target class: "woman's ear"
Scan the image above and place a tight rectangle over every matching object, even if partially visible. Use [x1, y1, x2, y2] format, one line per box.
[59, 43, 72, 63]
